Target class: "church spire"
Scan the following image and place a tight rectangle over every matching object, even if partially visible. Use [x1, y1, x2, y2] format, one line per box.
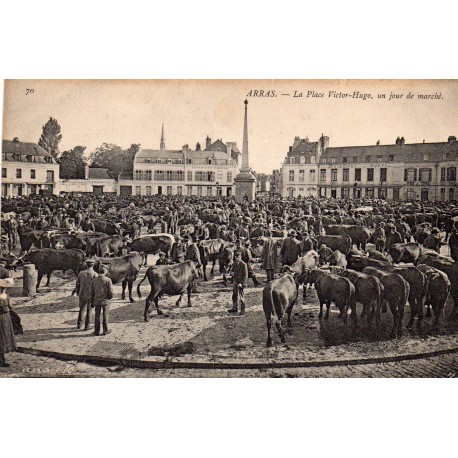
[160, 123, 166, 150]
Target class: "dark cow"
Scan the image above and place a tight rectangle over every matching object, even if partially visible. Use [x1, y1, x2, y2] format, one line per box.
[324, 225, 371, 250]
[363, 267, 409, 338]
[95, 235, 124, 257]
[367, 249, 390, 263]
[219, 242, 237, 284]
[310, 269, 357, 325]
[418, 255, 458, 317]
[129, 234, 175, 266]
[136, 260, 199, 321]
[379, 265, 428, 327]
[316, 235, 352, 254]
[198, 239, 225, 281]
[92, 219, 122, 236]
[389, 243, 423, 264]
[339, 269, 383, 327]
[417, 264, 451, 325]
[346, 254, 392, 271]
[19, 230, 48, 253]
[23, 248, 85, 290]
[94, 252, 143, 303]
[262, 274, 297, 347]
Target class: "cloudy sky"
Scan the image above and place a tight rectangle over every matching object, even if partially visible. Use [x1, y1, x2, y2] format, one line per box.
[2, 79, 457, 173]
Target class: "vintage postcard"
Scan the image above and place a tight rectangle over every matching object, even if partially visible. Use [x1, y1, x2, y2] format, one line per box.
[1, 79, 457, 378]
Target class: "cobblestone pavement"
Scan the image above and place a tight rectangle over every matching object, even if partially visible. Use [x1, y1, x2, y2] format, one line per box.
[1, 351, 456, 378]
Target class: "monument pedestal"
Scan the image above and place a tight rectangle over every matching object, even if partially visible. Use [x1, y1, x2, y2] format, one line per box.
[234, 170, 256, 203]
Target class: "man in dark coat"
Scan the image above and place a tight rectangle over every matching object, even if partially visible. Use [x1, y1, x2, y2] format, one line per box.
[448, 227, 458, 261]
[170, 235, 186, 263]
[227, 251, 248, 316]
[90, 265, 114, 336]
[261, 232, 278, 282]
[280, 231, 301, 266]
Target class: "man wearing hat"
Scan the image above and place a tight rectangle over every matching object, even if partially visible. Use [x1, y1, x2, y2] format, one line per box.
[423, 228, 442, 253]
[280, 230, 301, 266]
[75, 259, 98, 330]
[227, 250, 248, 315]
[261, 230, 278, 282]
[171, 235, 186, 263]
[90, 265, 113, 336]
[241, 239, 260, 287]
[0, 277, 17, 367]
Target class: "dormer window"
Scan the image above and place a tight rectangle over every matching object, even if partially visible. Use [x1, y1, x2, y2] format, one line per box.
[342, 157, 347, 163]
[423, 153, 429, 161]
[290, 157, 295, 164]
[443, 153, 448, 160]
[299, 156, 305, 164]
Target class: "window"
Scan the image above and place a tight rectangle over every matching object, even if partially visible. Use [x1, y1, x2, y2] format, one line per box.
[289, 170, 295, 182]
[353, 156, 358, 163]
[320, 170, 326, 182]
[377, 155, 383, 163]
[299, 170, 305, 182]
[310, 155, 316, 163]
[300, 156, 305, 164]
[441, 167, 446, 181]
[443, 153, 448, 160]
[343, 168, 349, 181]
[321, 158, 327, 164]
[342, 157, 347, 163]
[404, 168, 417, 183]
[194, 171, 215, 182]
[26, 155, 32, 162]
[365, 156, 371, 163]
[207, 187, 212, 196]
[447, 167, 457, 181]
[355, 168, 361, 181]
[441, 188, 446, 201]
[420, 168, 432, 182]
[2, 168, 6, 178]
[187, 171, 193, 181]
[135, 186, 141, 196]
[31, 169, 36, 179]
[379, 188, 387, 199]
[331, 169, 337, 181]
[367, 169, 374, 181]
[177, 186, 182, 196]
[406, 188, 415, 200]
[366, 188, 374, 198]
[227, 171, 232, 182]
[450, 188, 455, 200]
[16, 169, 22, 179]
[388, 155, 394, 162]
[290, 157, 295, 164]
[154, 170, 185, 181]
[167, 186, 172, 196]
[423, 153, 429, 161]
[187, 186, 192, 196]
[309, 170, 316, 182]
[342, 188, 349, 199]
[187, 159, 192, 164]
[330, 157, 336, 164]
[145, 186, 152, 196]
[135, 170, 152, 180]
[46, 170, 54, 182]
[380, 168, 387, 182]
[197, 186, 202, 196]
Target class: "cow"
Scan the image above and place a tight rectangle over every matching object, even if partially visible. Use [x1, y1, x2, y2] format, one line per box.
[339, 269, 383, 327]
[324, 225, 372, 251]
[92, 219, 122, 235]
[417, 255, 458, 317]
[23, 248, 85, 290]
[95, 235, 124, 257]
[363, 266, 410, 338]
[220, 242, 237, 285]
[136, 260, 199, 321]
[284, 250, 320, 300]
[417, 264, 451, 325]
[94, 252, 143, 303]
[18, 230, 48, 253]
[262, 274, 297, 347]
[316, 234, 352, 254]
[310, 269, 357, 325]
[367, 249, 390, 263]
[129, 234, 175, 266]
[198, 239, 225, 281]
[329, 249, 347, 269]
[389, 243, 423, 264]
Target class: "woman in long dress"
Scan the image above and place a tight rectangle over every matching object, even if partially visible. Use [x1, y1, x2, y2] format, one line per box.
[0, 278, 17, 368]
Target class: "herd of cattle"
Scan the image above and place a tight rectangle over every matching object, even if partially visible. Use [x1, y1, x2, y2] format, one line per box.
[1, 196, 458, 348]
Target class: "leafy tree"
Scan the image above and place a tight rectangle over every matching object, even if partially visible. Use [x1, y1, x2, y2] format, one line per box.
[38, 117, 62, 160]
[59, 146, 87, 179]
[89, 143, 131, 177]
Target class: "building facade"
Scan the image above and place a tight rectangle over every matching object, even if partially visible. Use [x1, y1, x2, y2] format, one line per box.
[281, 135, 458, 201]
[117, 136, 240, 197]
[1, 138, 60, 197]
[58, 166, 117, 194]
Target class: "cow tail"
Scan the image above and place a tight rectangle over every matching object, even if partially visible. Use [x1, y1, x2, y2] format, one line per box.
[136, 266, 151, 299]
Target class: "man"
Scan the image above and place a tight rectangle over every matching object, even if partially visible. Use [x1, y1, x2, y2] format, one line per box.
[300, 231, 315, 255]
[423, 228, 441, 253]
[81, 216, 95, 232]
[243, 239, 260, 286]
[155, 251, 171, 266]
[75, 259, 98, 330]
[5, 215, 18, 250]
[261, 231, 278, 282]
[280, 230, 301, 266]
[227, 250, 248, 315]
[90, 265, 114, 336]
[171, 235, 186, 263]
[449, 227, 458, 262]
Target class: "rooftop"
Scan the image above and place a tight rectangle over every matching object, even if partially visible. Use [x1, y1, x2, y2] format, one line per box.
[2, 138, 57, 164]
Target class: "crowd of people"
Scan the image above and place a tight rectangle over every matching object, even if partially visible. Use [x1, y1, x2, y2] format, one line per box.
[1, 193, 458, 366]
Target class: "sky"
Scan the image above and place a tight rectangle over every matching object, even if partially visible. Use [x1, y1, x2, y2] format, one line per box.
[2, 79, 458, 174]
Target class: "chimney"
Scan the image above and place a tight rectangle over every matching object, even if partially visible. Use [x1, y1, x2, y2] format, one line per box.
[376, 140, 380, 145]
[182, 144, 189, 153]
[206, 136, 211, 150]
[196, 142, 201, 151]
[448, 135, 457, 143]
[84, 164, 89, 180]
[400, 137, 405, 146]
[289, 146, 292, 152]
[13, 137, 19, 143]
[396, 137, 400, 145]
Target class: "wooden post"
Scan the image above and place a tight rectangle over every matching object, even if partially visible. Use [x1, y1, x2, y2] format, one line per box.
[23, 263, 37, 296]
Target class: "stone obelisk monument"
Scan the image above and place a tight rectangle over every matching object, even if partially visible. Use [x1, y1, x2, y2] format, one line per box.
[234, 99, 256, 203]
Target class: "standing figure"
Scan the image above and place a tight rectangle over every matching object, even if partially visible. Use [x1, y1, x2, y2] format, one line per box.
[75, 259, 98, 330]
[0, 278, 17, 368]
[227, 251, 248, 316]
[90, 265, 114, 336]
[261, 232, 278, 282]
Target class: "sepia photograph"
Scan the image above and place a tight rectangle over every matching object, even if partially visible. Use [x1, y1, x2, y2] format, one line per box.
[1, 79, 457, 378]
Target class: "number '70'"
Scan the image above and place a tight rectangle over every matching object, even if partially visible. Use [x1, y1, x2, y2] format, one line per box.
[26, 89, 34, 95]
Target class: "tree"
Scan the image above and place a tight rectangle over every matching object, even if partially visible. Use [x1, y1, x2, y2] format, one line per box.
[89, 143, 130, 177]
[59, 146, 87, 179]
[38, 117, 62, 160]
